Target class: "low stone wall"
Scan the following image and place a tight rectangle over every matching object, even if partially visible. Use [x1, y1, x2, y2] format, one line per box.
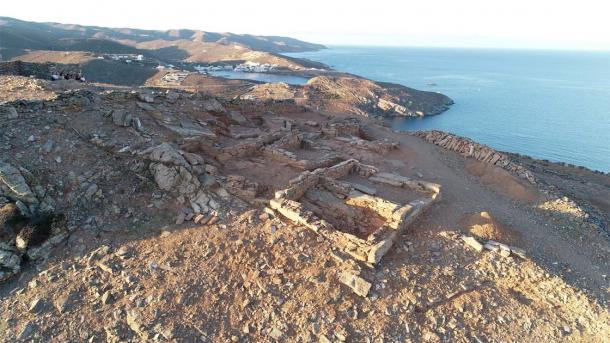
[322, 121, 361, 138]
[414, 130, 535, 183]
[335, 136, 399, 154]
[270, 159, 441, 264]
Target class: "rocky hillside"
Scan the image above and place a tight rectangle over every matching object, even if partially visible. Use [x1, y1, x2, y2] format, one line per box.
[0, 17, 326, 71]
[241, 75, 454, 117]
[0, 16, 324, 56]
[0, 78, 608, 342]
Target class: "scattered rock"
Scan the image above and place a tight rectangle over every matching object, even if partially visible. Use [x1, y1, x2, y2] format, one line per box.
[17, 321, 38, 340]
[269, 327, 283, 340]
[339, 270, 372, 297]
[41, 140, 54, 154]
[116, 246, 132, 259]
[202, 98, 226, 113]
[149, 163, 200, 195]
[126, 309, 149, 340]
[132, 117, 143, 131]
[112, 110, 132, 127]
[0, 243, 21, 282]
[137, 93, 155, 103]
[54, 291, 76, 313]
[144, 143, 190, 169]
[101, 290, 114, 305]
[228, 110, 248, 124]
[4, 106, 19, 119]
[136, 101, 155, 112]
[461, 235, 484, 252]
[28, 298, 46, 314]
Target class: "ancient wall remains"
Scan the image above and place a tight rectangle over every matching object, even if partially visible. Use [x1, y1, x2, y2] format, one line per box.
[415, 130, 535, 183]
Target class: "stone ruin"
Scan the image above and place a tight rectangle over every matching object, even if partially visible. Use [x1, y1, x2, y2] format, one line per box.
[187, 128, 343, 173]
[260, 131, 345, 170]
[190, 117, 399, 175]
[270, 159, 440, 264]
[322, 118, 399, 155]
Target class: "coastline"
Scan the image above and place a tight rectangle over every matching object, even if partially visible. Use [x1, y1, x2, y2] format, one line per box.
[283, 47, 610, 173]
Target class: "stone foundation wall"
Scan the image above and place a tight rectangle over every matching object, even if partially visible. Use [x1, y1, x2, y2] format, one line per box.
[322, 121, 361, 138]
[414, 130, 535, 183]
[269, 159, 441, 264]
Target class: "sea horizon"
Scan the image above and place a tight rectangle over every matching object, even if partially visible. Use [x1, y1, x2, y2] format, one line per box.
[319, 44, 610, 53]
[286, 46, 610, 172]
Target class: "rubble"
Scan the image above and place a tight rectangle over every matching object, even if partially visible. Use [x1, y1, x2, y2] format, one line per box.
[339, 270, 372, 297]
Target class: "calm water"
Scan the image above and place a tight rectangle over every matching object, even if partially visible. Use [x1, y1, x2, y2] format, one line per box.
[206, 70, 309, 85]
[286, 47, 610, 172]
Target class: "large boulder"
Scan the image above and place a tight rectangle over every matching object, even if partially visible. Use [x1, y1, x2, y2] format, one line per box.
[1, 106, 18, 119]
[149, 163, 200, 195]
[112, 110, 132, 127]
[137, 92, 155, 103]
[202, 98, 226, 113]
[143, 143, 190, 169]
[0, 242, 21, 283]
[0, 162, 38, 204]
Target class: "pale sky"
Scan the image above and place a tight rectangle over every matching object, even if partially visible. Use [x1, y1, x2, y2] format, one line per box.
[3, 0, 610, 50]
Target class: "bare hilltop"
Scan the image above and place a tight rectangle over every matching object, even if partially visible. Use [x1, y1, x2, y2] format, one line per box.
[0, 17, 608, 343]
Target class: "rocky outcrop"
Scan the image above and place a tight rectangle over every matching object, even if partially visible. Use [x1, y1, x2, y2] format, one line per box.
[303, 76, 453, 117]
[0, 162, 66, 283]
[139, 143, 222, 218]
[238, 75, 453, 118]
[414, 130, 536, 183]
[0, 162, 38, 204]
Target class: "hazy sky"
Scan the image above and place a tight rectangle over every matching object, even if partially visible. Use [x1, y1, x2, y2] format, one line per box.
[3, 0, 610, 50]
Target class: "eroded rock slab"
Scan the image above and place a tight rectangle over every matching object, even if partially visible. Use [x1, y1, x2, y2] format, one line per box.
[0, 162, 38, 204]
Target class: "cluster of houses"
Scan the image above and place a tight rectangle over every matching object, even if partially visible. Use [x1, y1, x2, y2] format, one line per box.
[99, 54, 145, 63]
[194, 61, 278, 74]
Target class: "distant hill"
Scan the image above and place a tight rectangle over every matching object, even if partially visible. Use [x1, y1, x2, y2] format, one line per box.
[0, 16, 325, 61]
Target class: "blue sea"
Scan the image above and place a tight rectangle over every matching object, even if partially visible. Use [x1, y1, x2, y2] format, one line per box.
[206, 70, 309, 85]
[286, 47, 610, 172]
